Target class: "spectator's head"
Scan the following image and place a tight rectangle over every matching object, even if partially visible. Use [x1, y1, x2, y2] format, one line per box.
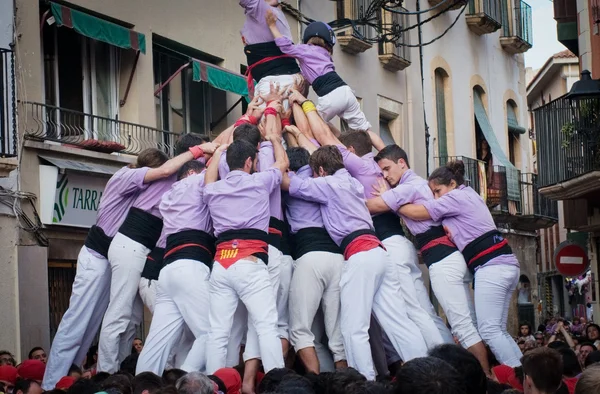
[286, 147, 310, 172]
[132, 372, 163, 394]
[27, 348, 47, 365]
[339, 131, 372, 157]
[233, 124, 262, 148]
[274, 375, 316, 394]
[55, 376, 76, 391]
[579, 343, 597, 367]
[428, 344, 487, 394]
[486, 379, 511, 394]
[13, 379, 43, 394]
[101, 374, 133, 394]
[575, 363, 600, 394]
[585, 350, 600, 368]
[548, 341, 570, 351]
[161, 370, 187, 387]
[428, 161, 465, 198]
[134, 148, 169, 169]
[521, 347, 563, 394]
[212, 368, 241, 394]
[374, 144, 411, 187]
[559, 348, 582, 377]
[226, 140, 258, 173]
[520, 323, 532, 338]
[17, 360, 45, 383]
[68, 364, 82, 379]
[66, 378, 101, 394]
[91, 372, 111, 385]
[175, 372, 214, 394]
[85, 346, 98, 370]
[119, 353, 139, 376]
[534, 332, 545, 347]
[587, 324, 600, 341]
[326, 368, 365, 394]
[309, 145, 344, 177]
[257, 368, 297, 393]
[0, 365, 18, 392]
[132, 339, 144, 355]
[393, 357, 467, 394]
[346, 381, 392, 394]
[175, 133, 210, 156]
[177, 160, 205, 180]
[0, 352, 16, 367]
[492, 365, 523, 392]
[154, 386, 178, 394]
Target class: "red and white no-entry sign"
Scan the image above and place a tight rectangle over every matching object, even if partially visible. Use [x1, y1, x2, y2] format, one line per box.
[554, 241, 589, 277]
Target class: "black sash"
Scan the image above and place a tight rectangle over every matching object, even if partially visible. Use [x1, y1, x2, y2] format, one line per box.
[312, 71, 347, 97]
[293, 227, 342, 260]
[462, 230, 513, 274]
[164, 230, 216, 269]
[119, 207, 163, 250]
[372, 212, 405, 242]
[84, 225, 112, 259]
[245, 42, 300, 83]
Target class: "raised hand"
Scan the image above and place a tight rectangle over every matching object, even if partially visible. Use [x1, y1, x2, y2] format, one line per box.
[199, 142, 220, 154]
[371, 178, 390, 197]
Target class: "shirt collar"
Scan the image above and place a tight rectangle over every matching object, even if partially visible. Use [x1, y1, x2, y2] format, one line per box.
[399, 169, 414, 184]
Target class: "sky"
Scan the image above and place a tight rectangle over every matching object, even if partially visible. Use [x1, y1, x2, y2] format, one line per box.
[524, 0, 568, 70]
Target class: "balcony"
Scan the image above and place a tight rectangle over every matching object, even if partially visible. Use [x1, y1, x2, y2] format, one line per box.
[533, 94, 600, 201]
[500, 0, 533, 54]
[553, 0, 578, 54]
[1, 48, 17, 176]
[465, 0, 502, 36]
[22, 102, 179, 156]
[436, 156, 558, 231]
[378, 10, 411, 72]
[427, 0, 469, 11]
[337, 0, 374, 55]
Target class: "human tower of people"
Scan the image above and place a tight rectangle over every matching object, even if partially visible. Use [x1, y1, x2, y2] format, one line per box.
[41, 0, 522, 392]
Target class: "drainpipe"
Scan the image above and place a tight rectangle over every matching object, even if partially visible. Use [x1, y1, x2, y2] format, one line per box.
[416, 0, 430, 175]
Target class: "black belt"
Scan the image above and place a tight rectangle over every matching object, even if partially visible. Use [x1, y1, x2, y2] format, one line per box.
[141, 247, 165, 280]
[292, 227, 342, 260]
[312, 71, 347, 97]
[462, 230, 513, 273]
[164, 229, 216, 269]
[119, 207, 163, 250]
[84, 225, 113, 259]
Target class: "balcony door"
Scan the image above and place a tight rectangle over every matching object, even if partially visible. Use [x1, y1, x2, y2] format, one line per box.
[43, 27, 118, 140]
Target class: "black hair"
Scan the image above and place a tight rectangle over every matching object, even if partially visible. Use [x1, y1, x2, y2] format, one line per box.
[67, 379, 101, 394]
[119, 353, 139, 377]
[27, 347, 44, 360]
[161, 369, 187, 387]
[101, 374, 133, 394]
[585, 350, 600, 367]
[428, 344, 487, 394]
[548, 341, 571, 351]
[91, 372, 111, 385]
[287, 147, 310, 172]
[132, 372, 164, 394]
[558, 348, 582, 377]
[175, 133, 208, 156]
[257, 368, 297, 393]
[68, 364, 82, 376]
[233, 123, 262, 147]
[327, 369, 367, 394]
[580, 342, 598, 351]
[429, 160, 465, 187]
[339, 131, 372, 157]
[275, 375, 316, 394]
[84, 346, 98, 370]
[346, 381, 393, 394]
[486, 379, 511, 394]
[14, 379, 38, 394]
[393, 357, 468, 394]
[309, 145, 344, 176]
[374, 144, 411, 169]
[586, 324, 600, 338]
[177, 160, 205, 180]
[521, 347, 563, 393]
[226, 140, 258, 171]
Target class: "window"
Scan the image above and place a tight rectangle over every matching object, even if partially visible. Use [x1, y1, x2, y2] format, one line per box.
[379, 118, 396, 146]
[377, 95, 404, 147]
[153, 44, 227, 139]
[434, 68, 449, 158]
[506, 100, 522, 168]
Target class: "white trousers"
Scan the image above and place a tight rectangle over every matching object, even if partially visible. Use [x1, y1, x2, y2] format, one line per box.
[255, 74, 304, 111]
[42, 247, 110, 390]
[317, 85, 372, 132]
[226, 302, 248, 367]
[243, 245, 282, 361]
[289, 251, 345, 362]
[98, 232, 150, 373]
[474, 263, 522, 367]
[278, 254, 293, 341]
[139, 278, 157, 314]
[340, 247, 428, 380]
[312, 308, 336, 372]
[429, 252, 481, 349]
[136, 259, 211, 374]
[382, 235, 451, 348]
[206, 259, 284, 374]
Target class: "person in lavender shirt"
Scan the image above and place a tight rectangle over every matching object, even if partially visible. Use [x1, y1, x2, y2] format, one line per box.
[42, 147, 199, 390]
[97, 141, 219, 374]
[266, 10, 371, 131]
[400, 161, 523, 368]
[366, 145, 491, 375]
[282, 145, 429, 381]
[240, 0, 303, 108]
[204, 136, 288, 380]
[137, 160, 217, 375]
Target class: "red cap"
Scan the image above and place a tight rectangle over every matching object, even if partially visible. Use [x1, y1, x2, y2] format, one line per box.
[0, 365, 18, 385]
[214, 368, 242, 394]
[55, 376, 76, 390]
[492, 365, 523, 391]
[17, 359, 46, 382]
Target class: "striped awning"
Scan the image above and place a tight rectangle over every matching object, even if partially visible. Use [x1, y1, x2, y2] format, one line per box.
[50, 2, 146, 54]
[507, 104, 527, 134]
[192, 60, 249, 101]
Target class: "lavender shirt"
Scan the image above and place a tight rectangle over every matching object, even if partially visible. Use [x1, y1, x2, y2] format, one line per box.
[131, 174, 177, 218]
[96, 166, 150, 237]
[156, 231, 167, 249]
[337, 145, 386, 200]
[422, 185, 519, 268]
[240, 0, 292, 45]
[204, 168, 282, 237]
[258, 141, 283, 220]
[274, 37, 335, 85]
[284, 165, 325, 234]
[289, 168, 374, 246]
[218, 151, 230, 180]
[380, 170, 442, 235]
[160, 172, 213, 237]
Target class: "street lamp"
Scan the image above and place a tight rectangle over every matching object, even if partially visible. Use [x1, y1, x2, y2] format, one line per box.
[564, 70, 600, 154]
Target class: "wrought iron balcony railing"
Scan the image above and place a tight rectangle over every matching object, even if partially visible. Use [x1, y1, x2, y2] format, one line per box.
[533, 94, 600, 188]
[501, 0, 533, 50]
[466, 0, 503, 35]
[520, 173, 559, 220]
[1, 48, 16, 158]
[22, 101, 179, 156]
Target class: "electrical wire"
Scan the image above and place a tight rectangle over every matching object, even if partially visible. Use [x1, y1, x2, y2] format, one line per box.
[0, 186, 49, 247]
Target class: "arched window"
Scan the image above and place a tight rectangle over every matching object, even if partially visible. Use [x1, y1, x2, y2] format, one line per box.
[506, 100, 524, 168]
[434, 68, 449, 159]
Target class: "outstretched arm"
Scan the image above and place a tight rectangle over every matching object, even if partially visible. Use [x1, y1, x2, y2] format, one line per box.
[398, 204, 432, 220]
[368, 131, 386, 152]
[144, 142, 218, 183]
[289, 89, 340, 147]
[205, 144, 228, 185]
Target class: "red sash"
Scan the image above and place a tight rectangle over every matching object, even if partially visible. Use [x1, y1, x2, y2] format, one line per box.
[344, 234, 385, 261]
[245, 55, 293, 98]
[420, 235, 456, 253]
[215, 239, 268, 269]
